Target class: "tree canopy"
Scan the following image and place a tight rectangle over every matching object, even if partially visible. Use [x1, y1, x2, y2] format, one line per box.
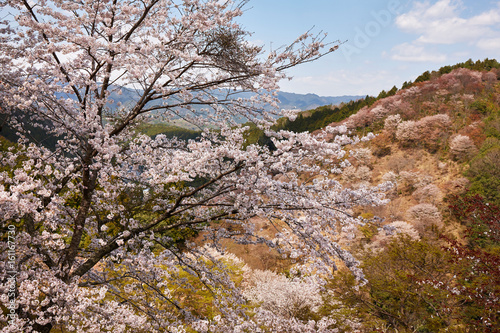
[0, 1, 389, 332]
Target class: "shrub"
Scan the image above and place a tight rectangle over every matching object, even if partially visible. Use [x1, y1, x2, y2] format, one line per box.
[480, 137, 500, 152]
[468, 146, 500, 205]
[444, 193, 500, 330]
[335, 236, 455, 332]
[372, 146, 391, 157]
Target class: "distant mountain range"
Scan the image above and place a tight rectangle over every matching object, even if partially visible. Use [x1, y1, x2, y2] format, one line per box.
[275, 92, 364, 110]
[106, 87, 364, 113]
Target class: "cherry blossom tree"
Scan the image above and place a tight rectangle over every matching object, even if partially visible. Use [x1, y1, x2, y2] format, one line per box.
[0, 1, 390, 332]
[412, 184, 442, 204]
[395, 119, 419, 142]
[383, 114, 402, 134]
[406, 203, 442, 235]
[449, 134, 477, 160]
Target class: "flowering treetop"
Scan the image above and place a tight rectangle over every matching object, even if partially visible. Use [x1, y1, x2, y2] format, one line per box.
[0, 1, 389, 332]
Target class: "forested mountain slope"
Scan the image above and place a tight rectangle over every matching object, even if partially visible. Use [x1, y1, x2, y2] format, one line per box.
[331, 63, 500, 206]
[227, 61, 500, 332]
[314, 62, 500, 332]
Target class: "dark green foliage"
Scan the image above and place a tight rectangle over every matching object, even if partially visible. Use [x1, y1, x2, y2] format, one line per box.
[444, 193, 500, 331]
[401, 80, 413, 89]
[470, 100, 493, 115]
[387, 85, 398, 96]
[443, 58, 500, 73]
[447, 192, 500, 248]
[468, 146, 500, 206]
[375, 86, 398, 100]
[438, 65, 453, 75]
[377, 90, 388, 99]
[257, 133, 276, 150]
[465, 109, 500, 205]
[372, 146, 391, 157]
[0, 112, 61, 151]
[0, 135, 14, 152]
[278, 96, 377, 133]
[415, 71, 431, 83]
[240, 122, 275, 149]
[334, 236, 454, 333]
[457, 58, 500, 71]
[241, 96, 380, 146]
[241, 123, 262, 146]
[137, 123, 201, 141]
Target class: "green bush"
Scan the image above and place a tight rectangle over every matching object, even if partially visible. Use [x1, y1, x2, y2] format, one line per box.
[333, 236, 455, 332]
[468, 146, 500, 206]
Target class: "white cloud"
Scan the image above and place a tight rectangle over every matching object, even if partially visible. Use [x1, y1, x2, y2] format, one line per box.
[390, 42, 447, 62]
[477, 37, 500, 51]
[395, 0, 460, 34]
[281, 69, 398, 96]
[391, 43, 446, 62]
[468, 8, 500, 26]
[395, 0, 500, 45]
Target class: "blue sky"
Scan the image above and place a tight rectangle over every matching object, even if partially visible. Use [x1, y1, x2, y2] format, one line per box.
[237, 0, 500, 96]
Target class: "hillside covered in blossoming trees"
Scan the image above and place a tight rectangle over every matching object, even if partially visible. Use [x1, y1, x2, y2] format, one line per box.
[0, 0, 499, 331]
[319, 61, 500, 332]
[197, 60, 500, 332]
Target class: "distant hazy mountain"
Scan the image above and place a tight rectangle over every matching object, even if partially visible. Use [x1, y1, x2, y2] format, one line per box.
[106, 87, 363, 112]
[276, 92, 364, 110]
